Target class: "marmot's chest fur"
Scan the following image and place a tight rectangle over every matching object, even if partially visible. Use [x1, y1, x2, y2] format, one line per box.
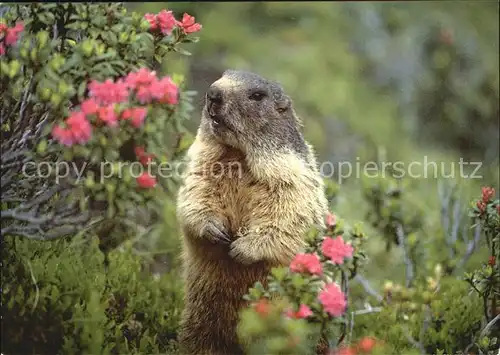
[182, 144, 321, 261]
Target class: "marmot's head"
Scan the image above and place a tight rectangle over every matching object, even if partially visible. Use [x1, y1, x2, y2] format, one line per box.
[200, 70, 305, 155]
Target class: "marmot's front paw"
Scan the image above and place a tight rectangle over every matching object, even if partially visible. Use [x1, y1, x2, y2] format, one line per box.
[229, 237, 258, 265]
[200, 219, 231, 244]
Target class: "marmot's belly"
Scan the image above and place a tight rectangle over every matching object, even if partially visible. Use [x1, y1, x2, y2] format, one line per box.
[184, 253, 270, 298]
[181, 255, 270, 351]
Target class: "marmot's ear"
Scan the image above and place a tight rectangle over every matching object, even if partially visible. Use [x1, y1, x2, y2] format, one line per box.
[276, 94, 292, 113]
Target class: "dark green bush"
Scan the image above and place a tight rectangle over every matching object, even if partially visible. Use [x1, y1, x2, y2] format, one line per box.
[1, 235, 183, 354]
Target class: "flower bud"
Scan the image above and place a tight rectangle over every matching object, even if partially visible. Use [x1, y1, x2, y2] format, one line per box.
[36, 30, 49, 49]
[408, 302, 418, 311]
[105, 182, 116, 193]
[383, 281, 394, 293]
[118, 32, 129, 44]
[400, 288, 410, 301]
[36, 139, 47, 155]
[20, 48, 29, 59]
[85, 175, 95, 189]
[30, 48, 38, 62]
[96, 43, 106, 56]
[434, 264, 442, 278]
[50, 93, 62, 107]
[57, 81, 69, 96]
[100, 136, 108, 147]
[81, 40, 94, 57]
[0, 62, 9, 77]
[8, 60, 21, 78]
[421, 291, 433, 304]
[39, 87, 52, 101]
[426, 277, 438, 291]
[140, 19, 150, 32]
[63, 149, 73, 161]
[130, 31, 137, 42]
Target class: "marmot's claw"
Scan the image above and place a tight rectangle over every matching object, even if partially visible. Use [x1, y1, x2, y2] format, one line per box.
[201, 220, 231, 244]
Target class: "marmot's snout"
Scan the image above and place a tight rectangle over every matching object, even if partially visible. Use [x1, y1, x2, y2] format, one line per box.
[206, 85, 224, 119]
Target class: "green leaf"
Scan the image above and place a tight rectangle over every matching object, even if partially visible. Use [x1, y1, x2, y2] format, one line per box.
[77, 81, 87, 100]
[173, 46, 192, 56]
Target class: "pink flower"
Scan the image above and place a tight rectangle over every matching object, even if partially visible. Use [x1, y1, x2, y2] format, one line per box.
[481, 186, 495, 203]
[177, 13, 202, 34]
[285, 304, 313, 319]
[121, 107, 147, 127]
[358, 336, 377, 353]
[135, 85, 153, 104]
[134, 145, 155, 166]
[5, 22, 24, 46]
[137, 172, 157, 188]
[156, 10, 176, 35]
[66, 111, 92, 144]
[318, 283, 346, 317]
[489, 256, 496, 266]
[134, 146, 146, 157]
[151, 76, 178, 104]
[477, 200, 486, 213]
[130, 107, 148, 128]
[325, 212, 337, 228]
[125, 68, 157, 89]
[290, 253, 322, 275]
[123, 69, 179, 105]
[144, 13, 158, 31]
[97, 105, 118, 127]
[80, 98, 100, 115]
[254, 298, 271, 317]
[121, 108, 133, 120]
[51, 125, 74, 146]
[52, 111, 92, 146]
[88, 78, 129, 106]
[0, 43, 5, 56]
[321, 236, 354, 264]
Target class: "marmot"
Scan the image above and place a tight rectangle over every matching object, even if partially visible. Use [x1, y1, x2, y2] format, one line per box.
[176, 69, 328, 355]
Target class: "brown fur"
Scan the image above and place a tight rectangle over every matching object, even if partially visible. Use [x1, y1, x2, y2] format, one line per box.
[176, 70, 328, 355]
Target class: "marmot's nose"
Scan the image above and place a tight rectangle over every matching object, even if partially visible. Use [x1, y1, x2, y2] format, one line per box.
[206, 86, 223, 104]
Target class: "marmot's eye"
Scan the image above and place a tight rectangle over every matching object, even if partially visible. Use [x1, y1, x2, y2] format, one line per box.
[249, 91, 266, 101]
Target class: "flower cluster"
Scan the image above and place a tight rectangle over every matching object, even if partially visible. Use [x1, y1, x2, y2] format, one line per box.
[287, 228, 354, 318]
[52, 111, 92, 146]
[290, 253, 322, 275]
[476, 187, 495, 213]
[318, 283, 347, 317]
[477, 186, 496, 213]
[322, 236, 354, 264]
[51, 68, 179, 190]
[331, 336, 379, 355]
[144, 10, 201, 35]
[0, 21, 24, 55]
[51, 68, 178, 147]
[241, 212, 369, 354]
